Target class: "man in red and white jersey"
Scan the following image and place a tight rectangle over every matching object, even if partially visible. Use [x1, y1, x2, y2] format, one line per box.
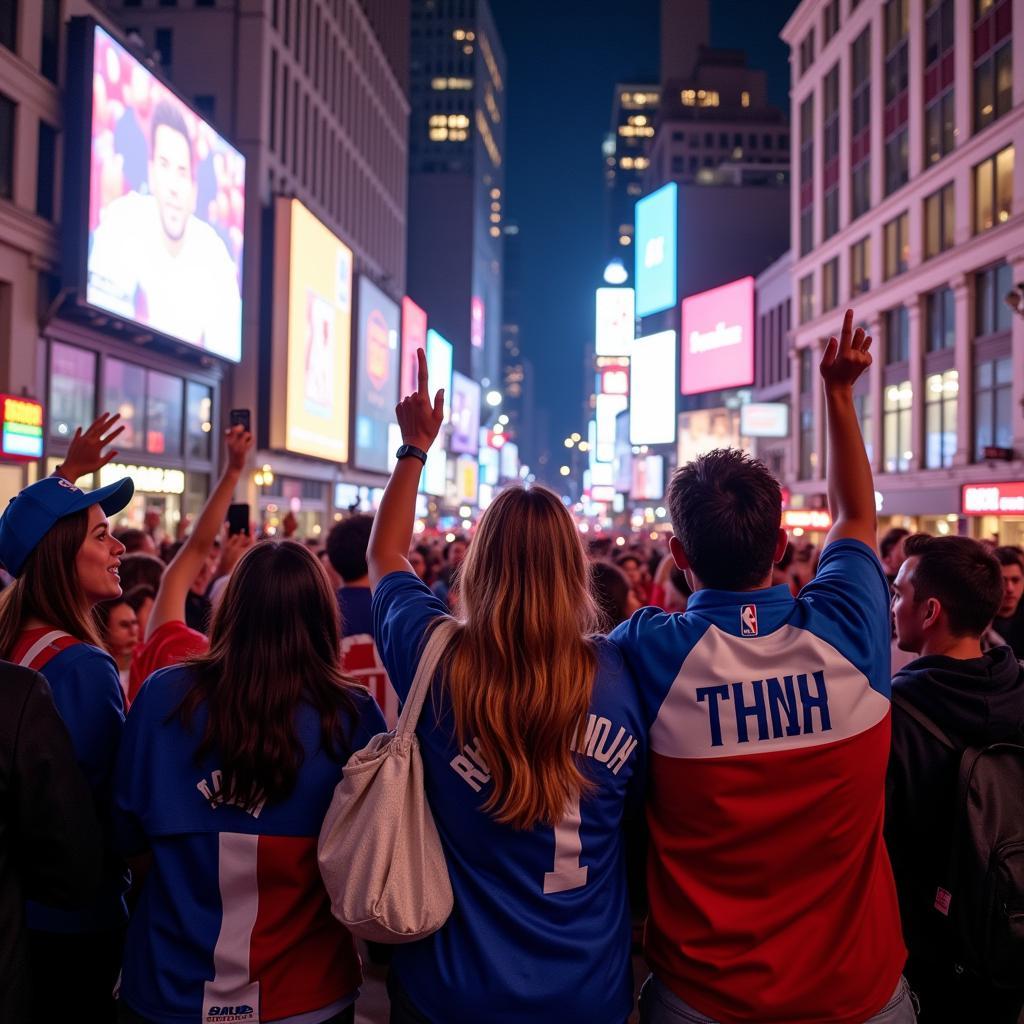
[611, 311, 912, 1024]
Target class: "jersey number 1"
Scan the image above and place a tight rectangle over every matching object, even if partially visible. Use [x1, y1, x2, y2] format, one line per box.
[543, 797, 588, 894]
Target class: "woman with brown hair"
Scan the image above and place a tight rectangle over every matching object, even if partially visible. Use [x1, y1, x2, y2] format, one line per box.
[0, 413, 133, 1022]
[367, 351, 646, 1024]
[112, 539, 385, 1024]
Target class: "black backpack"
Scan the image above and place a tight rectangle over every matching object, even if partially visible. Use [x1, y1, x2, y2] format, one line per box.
[893, 694, 1024, 988]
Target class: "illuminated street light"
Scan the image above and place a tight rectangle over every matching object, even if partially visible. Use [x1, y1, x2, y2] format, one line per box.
[603, 258, 628, 286]
[498, 414, 509, 425]
[564, 438, 574, 448]
[559, 466, 571, 477]
[485, 389, 502, 407]
[571, 432, 581, 442]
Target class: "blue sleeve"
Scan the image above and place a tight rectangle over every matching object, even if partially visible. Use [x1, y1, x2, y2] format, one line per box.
[112, 681, 150, 856]
[798, 539, 892, 695]
[372, 570, 450, 703]
[348, 688, 387, 750]
[609, 607, 708, 725]
[46, 647, 125, 794]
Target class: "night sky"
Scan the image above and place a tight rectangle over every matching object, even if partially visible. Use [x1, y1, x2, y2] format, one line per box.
[487, 0, 796, 479]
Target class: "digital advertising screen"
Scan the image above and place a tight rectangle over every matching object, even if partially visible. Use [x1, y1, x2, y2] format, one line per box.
[595, 393, 628, 464]
[354, 277, 400, 473]
[400, 297, 427, 399]
[500, 440, 520, 480]
[471, 296, 485, 349]
[479, 441, 500, 486]
[81, 25, 245, 361]
[421, 446, 447, 497]
[271, 198, 352, 463]
[597, 361, 630, 396]
[677, 408, 743, 466]
[740, 402, 789, 438]
[595, 288, 635, 355]
[631, 455, 665, 501]
[450, 372, 481, 455]
[614, 410, 632, 492]
[426, 329, 454, 422]
[455, 454, 480, 505]
[680, 276, 755, 396]
[629, 331, 677, 446]
[634, 183, 678, 318]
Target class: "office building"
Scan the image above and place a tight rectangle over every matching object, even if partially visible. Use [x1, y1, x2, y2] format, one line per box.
[407, 0, 506, 389]
[782, 0, 1024, 541]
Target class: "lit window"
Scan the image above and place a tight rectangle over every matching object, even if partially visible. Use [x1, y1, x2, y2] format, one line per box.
[634, 156, 649, 170]
[431, 77, 473, 91]
[741, 90, 751, 107]
[681, 88, 720, 107]
[490, 187, 501, 199]
[489, 226, 500, 237]
[453, 28, 466, 40]
[630, 114, 648, 126]
[619, 235, 631, 246]
[490, 212, 501, 223]
[620, 156, 635, 169]
[462, 44, 473, 55]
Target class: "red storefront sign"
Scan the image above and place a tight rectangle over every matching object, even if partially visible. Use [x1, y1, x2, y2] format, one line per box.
[782, 508, 833, 531]
[961, 481, 1024, 515]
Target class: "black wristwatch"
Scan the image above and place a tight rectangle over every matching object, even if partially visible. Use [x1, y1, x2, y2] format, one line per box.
[395, 443, 428, 465]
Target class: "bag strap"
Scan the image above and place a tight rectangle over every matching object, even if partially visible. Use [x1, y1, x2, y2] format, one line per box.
[17, 630, 77, 671]
[892, 692, 957, 751]
[397, 617, 458, 740]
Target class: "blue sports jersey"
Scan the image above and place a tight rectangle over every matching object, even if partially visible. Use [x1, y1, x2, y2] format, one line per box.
[14, 637, 127, 933]
[338, 585, 399, 725]
[372, 571, 645, 1024]
[113, 666, 386, 1024]
[608, 540, 904, 1024]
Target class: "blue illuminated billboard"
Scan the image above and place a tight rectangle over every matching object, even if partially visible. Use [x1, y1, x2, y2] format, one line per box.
[634, 182, 678, 318]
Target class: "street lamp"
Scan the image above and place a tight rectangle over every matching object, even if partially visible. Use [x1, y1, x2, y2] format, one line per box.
[485, 389, 502, 408]
[603, 258, 629, 286]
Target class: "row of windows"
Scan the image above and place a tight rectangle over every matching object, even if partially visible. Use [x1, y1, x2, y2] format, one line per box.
[757, 298, 792, 388]
[801, 143, 1013, 315]
[0, 0, 62, 82]
[0, 92, 58, 221]
[799, 0, 1013, 243]
[670, 129, 789, 151]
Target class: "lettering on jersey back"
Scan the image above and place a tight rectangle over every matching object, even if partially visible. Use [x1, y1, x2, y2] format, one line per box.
[197, 769, 266, 819]
[449, 714, 638, 792]
[696, 670, 831, 747]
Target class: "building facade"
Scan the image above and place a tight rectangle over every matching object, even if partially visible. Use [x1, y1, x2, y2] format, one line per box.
[782, 0, 1024, 542]
[407, 0, 505, 389]
[603, 83, 660, 271]
[96, 0, 411, 535]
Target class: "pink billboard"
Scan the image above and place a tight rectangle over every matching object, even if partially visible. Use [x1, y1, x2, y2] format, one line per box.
[680, 277, 755, 396]
[400, 297, 427, 399]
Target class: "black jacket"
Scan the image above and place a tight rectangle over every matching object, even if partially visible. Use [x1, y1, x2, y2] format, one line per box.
[0, 661, 102, 1021]
[885, 646, 1024, 974]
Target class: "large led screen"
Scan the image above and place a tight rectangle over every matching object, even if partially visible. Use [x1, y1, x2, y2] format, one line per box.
[84, 26, 245, 360]
[595, 393, 628, 464]
[450, 372, 481, 455]
[271, 198, 352, 463]
[680, 276, 755, 396]
[634, 183, 678, 318]
[632, 455, 665, 501]
[426, 329, 454, 422]
[595, 288, 635, 355]
[400, 297, 427, 399]
[630, 330, 677, 446]
[740, 402, 789, 438]
[355, 277, 400, 473]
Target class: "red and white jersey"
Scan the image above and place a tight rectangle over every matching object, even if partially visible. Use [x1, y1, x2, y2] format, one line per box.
[611, 540, 905, 1023]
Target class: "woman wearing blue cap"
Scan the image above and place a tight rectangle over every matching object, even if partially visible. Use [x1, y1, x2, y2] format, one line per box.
[0, 413, 134, 1022]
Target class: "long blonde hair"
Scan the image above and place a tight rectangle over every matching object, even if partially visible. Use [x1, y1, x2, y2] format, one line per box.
[441, 485, 600, 830]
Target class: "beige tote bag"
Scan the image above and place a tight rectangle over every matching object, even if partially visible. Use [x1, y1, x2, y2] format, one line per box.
[317, 615, 457, 943]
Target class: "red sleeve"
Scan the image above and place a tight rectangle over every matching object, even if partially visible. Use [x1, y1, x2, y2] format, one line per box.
[128, 621, 209, 704]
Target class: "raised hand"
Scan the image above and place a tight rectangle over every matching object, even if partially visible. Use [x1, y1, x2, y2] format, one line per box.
[820, 309, 873, 391]
[56, 412, 125, 482]
[224, 424, 253, 473]
[395, 347, 444, 452]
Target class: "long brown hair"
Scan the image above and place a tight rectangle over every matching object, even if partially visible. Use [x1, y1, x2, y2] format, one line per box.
[0, 509, 103, 656]
[177, 539, 358, 812]
[442, 485, 600, 830]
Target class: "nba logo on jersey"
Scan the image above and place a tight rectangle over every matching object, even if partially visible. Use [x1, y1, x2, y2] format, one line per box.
[740, 604, 758, 636]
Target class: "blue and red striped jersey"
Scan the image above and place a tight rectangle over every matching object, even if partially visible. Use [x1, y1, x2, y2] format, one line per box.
[610, 539, 906, 1024]
[113, 666, 385, 1024]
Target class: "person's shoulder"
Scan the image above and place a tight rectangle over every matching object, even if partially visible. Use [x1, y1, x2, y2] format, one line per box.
[0, 662, 48, 718]
[98, 190, 152, 228]
[52, 641, 117, 674]
[131, 664, 195, 713]
[187, 215, 233, 259]
[609, 604, 703, 649]
[816, 537, 886, 575]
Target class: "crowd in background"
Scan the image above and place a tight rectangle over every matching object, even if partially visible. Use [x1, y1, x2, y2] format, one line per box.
[0, 317, 1022, 1024]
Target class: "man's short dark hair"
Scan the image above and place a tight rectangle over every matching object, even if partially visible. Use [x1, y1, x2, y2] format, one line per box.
[118, 552, 165, 593]
[113, 527, 149, 554]
[903, 534, 1002, 637]
[668, 449, 782, 590]
[880, 527, 911, 562]
[150, 98, 194, 173]
[994, 545, 1024, 571]
[444, 536, 467, 561]
[326, 514, 373, 583]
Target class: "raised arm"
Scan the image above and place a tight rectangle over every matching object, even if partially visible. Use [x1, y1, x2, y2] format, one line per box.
[368, 348, 444, 588]
[55, 413, 124, 483]
[820, 309, 877, 552]
[145, 426, 252, 640]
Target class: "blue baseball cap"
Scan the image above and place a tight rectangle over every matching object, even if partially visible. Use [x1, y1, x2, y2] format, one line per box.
[0, 474, 135, 577]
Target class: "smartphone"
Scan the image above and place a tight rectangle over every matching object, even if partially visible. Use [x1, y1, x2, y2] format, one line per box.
[229, 408, 251, 434]
[227, 503, 250, 537]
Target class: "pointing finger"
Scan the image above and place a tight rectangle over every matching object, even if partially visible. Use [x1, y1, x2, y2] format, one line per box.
[839, 309, 854, 352]
[417, 348, 429, 399]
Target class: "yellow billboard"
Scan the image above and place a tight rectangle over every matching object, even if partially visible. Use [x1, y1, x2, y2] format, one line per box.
[272, 198, 352, 462]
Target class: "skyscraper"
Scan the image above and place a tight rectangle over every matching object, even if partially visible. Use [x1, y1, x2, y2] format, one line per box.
[407, 0, 506, 388]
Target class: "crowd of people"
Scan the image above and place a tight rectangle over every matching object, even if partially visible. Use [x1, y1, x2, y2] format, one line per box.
[0, 312, 1021, 1024]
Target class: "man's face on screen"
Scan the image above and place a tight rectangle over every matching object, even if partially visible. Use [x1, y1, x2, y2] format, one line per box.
[150, 123, 196, 244]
